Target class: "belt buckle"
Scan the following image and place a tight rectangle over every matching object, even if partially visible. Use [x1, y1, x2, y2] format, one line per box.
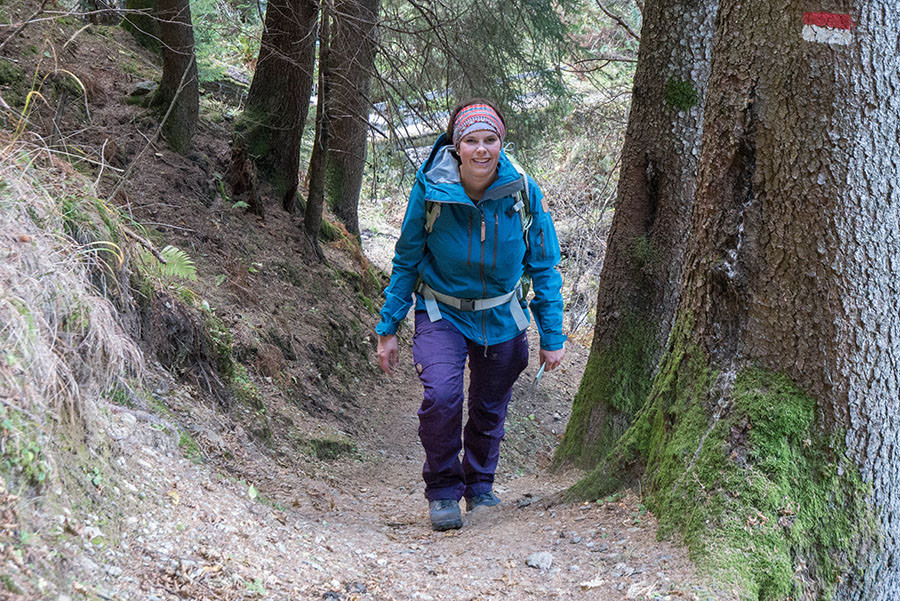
[459, 298, 476, 311]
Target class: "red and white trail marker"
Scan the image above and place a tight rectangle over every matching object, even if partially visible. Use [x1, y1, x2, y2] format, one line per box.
[802, 12, 855, 45]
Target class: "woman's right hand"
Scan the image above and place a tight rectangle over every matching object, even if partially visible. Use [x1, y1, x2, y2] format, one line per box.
[377, 334, 399, 375]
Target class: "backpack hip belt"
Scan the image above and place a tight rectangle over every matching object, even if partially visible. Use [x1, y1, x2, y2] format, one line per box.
[416, 282, 530, 331]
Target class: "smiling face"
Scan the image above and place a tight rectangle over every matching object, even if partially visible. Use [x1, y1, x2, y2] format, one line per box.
[456, 129, 501, 197]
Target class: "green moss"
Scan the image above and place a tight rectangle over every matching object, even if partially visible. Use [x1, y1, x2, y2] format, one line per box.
[201, 306, 265, 422]
[104, 385, 133, 408]
[0, 59, 26, 108]
[555, 312, 656, 467]
[231, 363, 262, 409]
[664, 77, 698, 111]
[304, 437, 358, 461]
[201, 306, 235, 380]
[0, 573, 23, 595]
[324, 160, 346, 216]
[0, 59, 24, 84]
[0, 406, 51, 489]
[358, 292, 377, 314]
[572, 311, 873, 600]
[631, 235, 659, 268]
[319, 218, 343, 242]
[233, 108, 274, 162]
[178, 431, 204, 464]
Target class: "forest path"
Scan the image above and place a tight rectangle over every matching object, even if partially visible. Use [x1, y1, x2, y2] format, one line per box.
[91, 334, 706, 601]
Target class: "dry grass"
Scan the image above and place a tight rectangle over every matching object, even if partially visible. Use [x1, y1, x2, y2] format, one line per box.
[0, 139, 143, 433]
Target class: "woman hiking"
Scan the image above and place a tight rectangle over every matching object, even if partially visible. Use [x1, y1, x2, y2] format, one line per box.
[375, 99, 566, 531]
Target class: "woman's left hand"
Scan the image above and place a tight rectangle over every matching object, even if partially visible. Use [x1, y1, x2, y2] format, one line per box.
[539, 345, 565, 371]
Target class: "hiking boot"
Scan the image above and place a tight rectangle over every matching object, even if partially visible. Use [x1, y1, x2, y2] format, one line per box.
[429, 499, 462, 531]
[465, 491, 501, 512]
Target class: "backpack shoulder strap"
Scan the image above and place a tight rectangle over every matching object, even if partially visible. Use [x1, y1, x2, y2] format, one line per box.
[506, 156, 533, 248]
[424, 200, 441, 233]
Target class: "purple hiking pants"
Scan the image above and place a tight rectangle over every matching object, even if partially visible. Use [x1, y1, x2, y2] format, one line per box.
[412, 311, 529, 501]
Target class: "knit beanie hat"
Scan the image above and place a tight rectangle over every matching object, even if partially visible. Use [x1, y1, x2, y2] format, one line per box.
[451, 104, 505, 146]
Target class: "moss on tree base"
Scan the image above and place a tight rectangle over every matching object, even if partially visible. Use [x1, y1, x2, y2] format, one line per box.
[570, 317, 875, 600]
[555, 312, 655, 467]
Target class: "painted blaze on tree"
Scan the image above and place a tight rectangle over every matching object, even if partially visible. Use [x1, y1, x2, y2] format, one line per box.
[564, 3, 900, 600]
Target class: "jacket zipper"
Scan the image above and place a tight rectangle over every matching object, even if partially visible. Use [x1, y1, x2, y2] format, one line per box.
[466, 213, 473, 266]
[479, 209, 488, 353]
[492, 213, 499, 269]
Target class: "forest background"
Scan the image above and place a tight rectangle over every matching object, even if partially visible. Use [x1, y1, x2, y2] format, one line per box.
[1, 0, 898, 600]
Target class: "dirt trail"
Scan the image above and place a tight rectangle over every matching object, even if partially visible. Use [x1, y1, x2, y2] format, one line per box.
[67, 331, 708, 601]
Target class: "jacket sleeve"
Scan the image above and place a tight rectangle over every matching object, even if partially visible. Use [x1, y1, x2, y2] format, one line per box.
[375, 181, 427, 336]
[523, 177, 567, 351]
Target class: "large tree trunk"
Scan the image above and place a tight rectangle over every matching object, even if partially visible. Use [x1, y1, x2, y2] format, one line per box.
[573, 2, 900, 599]
[556, 0, 719, 466]
[151, 0, 198, 154]
[322, 0, 380, 237]
[229, 0, 318, 210]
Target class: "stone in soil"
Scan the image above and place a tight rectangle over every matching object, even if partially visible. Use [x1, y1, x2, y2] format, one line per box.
[526, 551, 553, 570]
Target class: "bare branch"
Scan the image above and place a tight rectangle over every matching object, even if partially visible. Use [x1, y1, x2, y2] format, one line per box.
[595, 0, 640, 41]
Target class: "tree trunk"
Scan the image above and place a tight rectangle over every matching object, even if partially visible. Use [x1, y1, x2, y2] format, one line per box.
[81, 0, 119, 25]
[556, 0, 719, 467]
[229, 0, 318, 211]
[572, 2, 900, 599]
[322, 0, 380, 237]
[304, 3, 331, 260]
[122, 0, 160, 49]
[151, 0, 198, 154]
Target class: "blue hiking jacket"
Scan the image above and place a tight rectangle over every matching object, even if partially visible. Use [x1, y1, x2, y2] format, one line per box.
[375, 134, 566, 351]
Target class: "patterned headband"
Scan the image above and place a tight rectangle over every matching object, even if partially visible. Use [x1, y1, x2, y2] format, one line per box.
[452, 104, 506, 146]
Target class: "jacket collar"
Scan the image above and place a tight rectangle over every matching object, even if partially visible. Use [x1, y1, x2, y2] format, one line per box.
[418, 133, 524, 204]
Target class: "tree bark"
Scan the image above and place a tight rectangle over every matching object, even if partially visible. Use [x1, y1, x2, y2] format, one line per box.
[151, 0, 198, 154]
[81, 0, 119, 25]
[322, 0, 380, 237]
[229, 0, 318, 210]
[304, 3, 331, 260]
[556, 0, 719, 466]
[122, 0, 160, 49]
[572, 2, 900, 599]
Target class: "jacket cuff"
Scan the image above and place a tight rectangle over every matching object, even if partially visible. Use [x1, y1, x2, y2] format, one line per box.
[539, 333, 567, 351]
[375, 320, 399, 336]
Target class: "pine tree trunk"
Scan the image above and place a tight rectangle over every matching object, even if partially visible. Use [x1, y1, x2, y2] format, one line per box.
[81, 0, 119, 25]
[304, 4, 331, 259]
[122, 0, 159, 49]
[322, 0, 379, 237]
[574, 2, 900, 599]
[152, 0, 198, 154]
[230, 0, 318, 209]
[556, 0, 719, 466]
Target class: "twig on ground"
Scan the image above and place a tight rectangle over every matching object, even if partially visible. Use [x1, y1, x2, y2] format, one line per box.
[120, 225, 168, 264]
